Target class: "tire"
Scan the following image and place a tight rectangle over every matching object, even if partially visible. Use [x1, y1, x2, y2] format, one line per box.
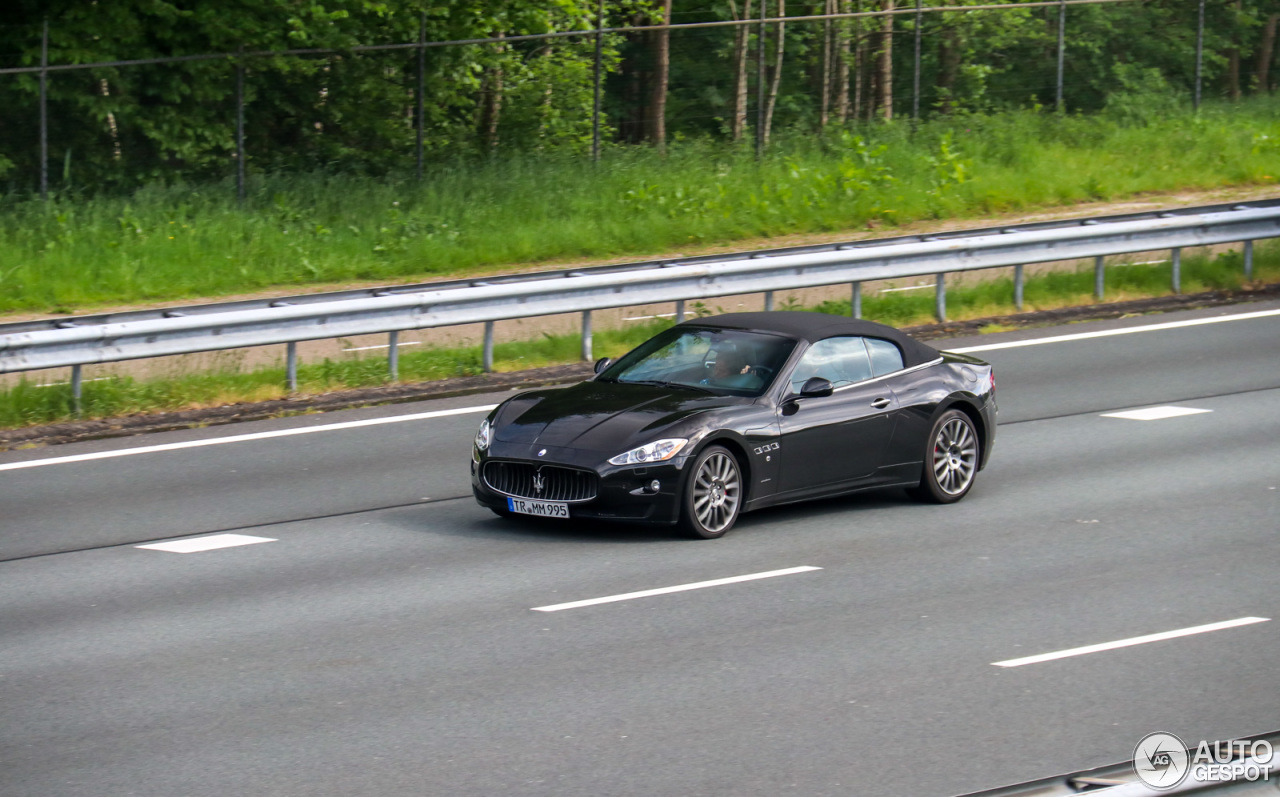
[909, 408, 980, 504]
[678, 445, 743, 539]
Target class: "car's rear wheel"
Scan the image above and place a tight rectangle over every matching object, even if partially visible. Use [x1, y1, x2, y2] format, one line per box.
[679, 445, 743, 539]
[910, 408, 979, 504]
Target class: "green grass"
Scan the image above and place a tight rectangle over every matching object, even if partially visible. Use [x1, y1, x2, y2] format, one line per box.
[1, 99, 1278, 316]
[4, 242, 1276, 431]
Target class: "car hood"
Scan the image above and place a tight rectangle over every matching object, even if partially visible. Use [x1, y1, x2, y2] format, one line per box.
[491, 380, 747, 454]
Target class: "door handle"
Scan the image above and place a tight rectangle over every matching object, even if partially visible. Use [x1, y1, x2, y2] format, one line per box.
[870, 397, 891, 409]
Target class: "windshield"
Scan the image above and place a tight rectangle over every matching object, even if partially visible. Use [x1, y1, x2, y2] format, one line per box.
[599, 326, 796, 397]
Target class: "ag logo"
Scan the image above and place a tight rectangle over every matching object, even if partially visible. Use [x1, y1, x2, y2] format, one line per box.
[1134, 732, 1191, 790]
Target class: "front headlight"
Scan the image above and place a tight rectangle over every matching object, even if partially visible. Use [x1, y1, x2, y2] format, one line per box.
[608, 438, 688, 466]
[475, 418, 493, 451]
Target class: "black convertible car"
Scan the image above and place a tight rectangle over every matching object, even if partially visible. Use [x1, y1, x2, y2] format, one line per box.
[471, 312, 996, 539]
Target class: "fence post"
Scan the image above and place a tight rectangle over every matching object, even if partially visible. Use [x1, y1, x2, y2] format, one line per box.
[912, 0, 922, 124]
[851, 282, 862, 319]
[1013, 264, 1024, 311]
[592, 0, 604, 163]
[756, 0, 767, 159]
[675, 299, 685, 323]
[1194, 0, 1205, 111]
[935, 274, 947, 322]
[388, 330, 400, 381]
[236, 46, 246, 204]
[1056, 0, 1066, 112]
[764, 291, 775, 311]
[483, 321, 495, 372]
[1171, 247, 1182, 294]
[416, 13, 426, 181]
[1094, 255, 1105, 300]
[1244, 240, 1254, 280]
[581, 311, 593, 361]
[40, 18, 49, 201]
[286, 341, 298, 392]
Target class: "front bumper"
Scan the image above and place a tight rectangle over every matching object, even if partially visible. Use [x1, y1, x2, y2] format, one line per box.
[471, 445, 689, 525]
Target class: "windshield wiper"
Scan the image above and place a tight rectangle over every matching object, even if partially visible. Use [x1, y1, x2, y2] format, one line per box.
[621, 379, 717, 395]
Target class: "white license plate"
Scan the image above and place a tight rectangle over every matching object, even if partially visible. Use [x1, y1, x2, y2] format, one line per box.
[507, 497, 570, 518]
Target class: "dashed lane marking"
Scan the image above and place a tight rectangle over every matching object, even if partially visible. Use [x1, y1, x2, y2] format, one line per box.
[992, 616, 1270, 667]
[136, 534, 277, 553]
[531, 566, 822, 612]
[1101, 405, 1213, 420]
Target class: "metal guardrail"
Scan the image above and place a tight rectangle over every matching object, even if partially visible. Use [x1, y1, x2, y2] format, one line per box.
[1, 200, 1277, 401]
[954, 730, 1280, 796]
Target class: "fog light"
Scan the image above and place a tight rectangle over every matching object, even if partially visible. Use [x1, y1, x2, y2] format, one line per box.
[649, 479, 661, 493]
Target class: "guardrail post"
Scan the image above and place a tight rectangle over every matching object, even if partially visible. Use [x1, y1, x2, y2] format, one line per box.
[1171, 247, 1181, 294]
[483, 321, 495, 372]
[1244, 240, 1254, 280]
[286, 342, 298, 392]
[388, 330, 399, 381]
[1094, 255, 1105, 300]
[764, 291, 774, 311]
[70, 364, 82, 417]
[1013, 264, 1024, 311]
[851, 282, 862, 319]
[581, 311, 593, 361]
[935, 274, 947, 322]
[675, 300, 685, 323]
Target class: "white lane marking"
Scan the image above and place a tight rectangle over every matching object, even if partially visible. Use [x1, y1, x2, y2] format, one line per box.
[1101, 406, 1213, 421]
[0, 404, 497, 473]
[137, 533, 277, 553]
[531, 566, 822, 612]
[950, 307, 1280, 354]
[992, 616, 1270, 667]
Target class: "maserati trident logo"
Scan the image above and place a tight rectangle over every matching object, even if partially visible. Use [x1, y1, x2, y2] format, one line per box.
[532, 471, 545, 495]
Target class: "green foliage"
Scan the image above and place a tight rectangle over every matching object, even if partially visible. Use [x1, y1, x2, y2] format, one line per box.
[1, 98, 1277, 315]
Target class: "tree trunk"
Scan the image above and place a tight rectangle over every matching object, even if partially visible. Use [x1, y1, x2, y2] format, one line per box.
[878, 0, 894, 120]
[730, 0, 753, 141]
[835, 0, 852, 123]
[937, 25, 961, 114]
[853, 1, 865, 121]
[478, 33, 505, 154]
[1258, 13, 1279, 94]
[821, 0, 834, 128]
[646, 0, 672, 151]
[1226, 0, 1242, 100]
[763, 0, 785, 145]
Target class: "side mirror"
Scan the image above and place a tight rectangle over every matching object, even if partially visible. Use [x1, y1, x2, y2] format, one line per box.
[593, 357, 613, 375]
[799, 376, 834, 398]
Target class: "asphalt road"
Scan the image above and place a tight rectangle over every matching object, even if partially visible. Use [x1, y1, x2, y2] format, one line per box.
[2, 301, 1278, 797]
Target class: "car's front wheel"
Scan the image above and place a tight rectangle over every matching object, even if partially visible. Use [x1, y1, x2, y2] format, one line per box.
[910, 408, 979, 504]
[679, 445, 743, 539]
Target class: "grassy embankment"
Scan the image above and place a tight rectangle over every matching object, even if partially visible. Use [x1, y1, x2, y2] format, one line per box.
[1, 101, 1278, 429]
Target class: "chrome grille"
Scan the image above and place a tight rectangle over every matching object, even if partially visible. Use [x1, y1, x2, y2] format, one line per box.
[482, 461, 598, 503]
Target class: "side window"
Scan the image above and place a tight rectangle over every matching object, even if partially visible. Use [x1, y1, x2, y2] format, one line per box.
[864, 337, 905, 377]
[789, 336, 873, 392]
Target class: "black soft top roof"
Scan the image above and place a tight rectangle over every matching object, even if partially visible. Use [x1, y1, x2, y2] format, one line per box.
[682, 311, 940, 368]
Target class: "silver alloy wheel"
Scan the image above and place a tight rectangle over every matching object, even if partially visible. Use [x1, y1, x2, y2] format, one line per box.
[932, 416, 978, 496]
[692, 451, 741, 534]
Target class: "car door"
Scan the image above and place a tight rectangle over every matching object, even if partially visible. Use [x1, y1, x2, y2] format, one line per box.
[775, 336, 899, 495]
